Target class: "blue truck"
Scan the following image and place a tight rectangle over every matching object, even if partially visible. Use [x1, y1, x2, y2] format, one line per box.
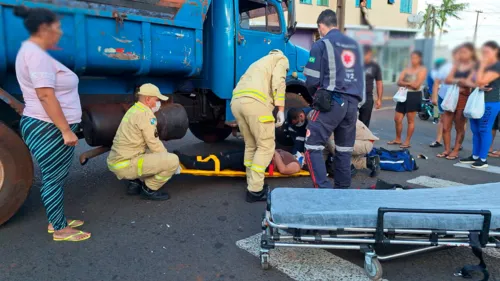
[0, 0, 312, 224]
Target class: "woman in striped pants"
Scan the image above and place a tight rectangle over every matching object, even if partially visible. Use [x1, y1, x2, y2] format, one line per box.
[14, 5, 91, 241]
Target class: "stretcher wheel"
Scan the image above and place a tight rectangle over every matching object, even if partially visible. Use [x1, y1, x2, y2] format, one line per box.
[364, 255, 383, 280]
[260, 252, 270, 270]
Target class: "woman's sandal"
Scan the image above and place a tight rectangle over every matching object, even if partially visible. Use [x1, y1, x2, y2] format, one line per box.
[53, 231, 91, 242]
[48, 220, 84, 234]
[387, 140, 402, 145]
[437, 153, 449, 158]
[488, 151, 500, 158]
[446, 155, 459, 160]
[400, 144, 411, 149]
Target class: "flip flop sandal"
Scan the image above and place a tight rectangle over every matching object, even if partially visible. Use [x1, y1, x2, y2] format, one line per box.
[446, 155, 459, 160]
[429, 141, 442, 148]
[489, 151, 500, 158]
[53, 231, 91, 242]
[400, 144, 411, 149]
[48, 220, 84, 234]
[437, 153, 449, 158]
[387, 141, 402, 145]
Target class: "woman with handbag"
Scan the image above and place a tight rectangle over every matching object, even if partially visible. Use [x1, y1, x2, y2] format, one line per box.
[460, 41, 500, 168]
[388, 51, 427, 148]
[437, 43, 476, 160]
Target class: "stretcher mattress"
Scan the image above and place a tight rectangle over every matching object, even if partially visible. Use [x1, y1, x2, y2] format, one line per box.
[270, 184, 500, 230]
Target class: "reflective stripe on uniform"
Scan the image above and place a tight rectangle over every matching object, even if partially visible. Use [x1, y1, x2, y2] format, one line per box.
[304, 67, 320, 78]
[250, 163, 266, 173]
[296, 136, 305, 141]
[258, 115, 275, 123]
[233, 89, 267, 102]
[336, 145, 354, 152]
[123, 103, 146, 122]
[275, 93, 285, 101]
[244, 160, 252, 167]
[137, 157, 144, 177]
[108, 160, 131, 170]
[154, 174, 171, 182]
[305, 144, 325, 150]
[323, 40, 337, 92]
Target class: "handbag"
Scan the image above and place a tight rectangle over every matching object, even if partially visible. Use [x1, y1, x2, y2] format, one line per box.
[393, 87, 408, 103]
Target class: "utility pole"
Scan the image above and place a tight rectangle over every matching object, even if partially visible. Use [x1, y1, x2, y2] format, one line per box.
[473, 10, 483, 46]
[337, 0, 346, 33]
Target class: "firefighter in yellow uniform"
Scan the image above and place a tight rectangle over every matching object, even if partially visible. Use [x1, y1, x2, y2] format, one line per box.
[230, 49, 289, 203]
[107, 83, 180, 201]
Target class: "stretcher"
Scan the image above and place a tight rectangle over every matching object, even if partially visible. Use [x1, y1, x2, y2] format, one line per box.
[179, 155, 310, 177]
[260, 184, 500, 280]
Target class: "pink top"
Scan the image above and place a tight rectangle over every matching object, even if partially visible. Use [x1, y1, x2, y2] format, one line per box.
[15, 41, 82, 124]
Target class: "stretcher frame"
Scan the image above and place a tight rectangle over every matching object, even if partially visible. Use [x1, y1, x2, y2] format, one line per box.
[179, 155, 310, 177]
[259, 191, 500, 281]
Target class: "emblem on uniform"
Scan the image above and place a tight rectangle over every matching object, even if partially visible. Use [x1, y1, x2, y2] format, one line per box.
[154, 129, 158, 138]
[150, 118, 157, 125]
[341, 50, 356, 68]
[308, 56, 316, 63]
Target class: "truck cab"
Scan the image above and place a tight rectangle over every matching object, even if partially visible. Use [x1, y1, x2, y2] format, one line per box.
[178, 0, 312, 142]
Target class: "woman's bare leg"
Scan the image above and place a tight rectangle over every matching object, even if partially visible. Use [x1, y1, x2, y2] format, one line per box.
[402, 112, 417, 146]
[449, 110, 466, 158]
[389, 111, 404, 144]
[439, 111, 453, 156]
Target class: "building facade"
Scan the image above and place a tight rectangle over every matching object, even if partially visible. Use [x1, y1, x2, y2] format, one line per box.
[290, 0, 420, 83]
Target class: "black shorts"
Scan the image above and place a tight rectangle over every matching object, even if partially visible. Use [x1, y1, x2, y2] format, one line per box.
[396, 90, 422, 114]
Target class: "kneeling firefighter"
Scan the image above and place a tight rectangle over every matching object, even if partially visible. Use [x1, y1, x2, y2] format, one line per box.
[107, 83, 181, 200]
[231, 49, 289, 203]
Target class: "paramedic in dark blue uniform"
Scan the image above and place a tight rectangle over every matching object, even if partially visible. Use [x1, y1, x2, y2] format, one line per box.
[285, 107, 312, 155]
[303, 9, 366, 189]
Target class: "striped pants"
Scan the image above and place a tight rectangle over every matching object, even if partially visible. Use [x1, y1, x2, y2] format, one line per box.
[20, 116, 78, 231]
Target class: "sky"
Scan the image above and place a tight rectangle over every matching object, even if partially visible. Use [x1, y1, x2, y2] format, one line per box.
[416, 0, 500, 49]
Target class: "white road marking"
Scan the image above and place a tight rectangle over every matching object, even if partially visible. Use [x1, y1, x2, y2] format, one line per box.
[454, 162, 500, 175]
[406, 176, 465, 188]
[236, 233, 389, 281]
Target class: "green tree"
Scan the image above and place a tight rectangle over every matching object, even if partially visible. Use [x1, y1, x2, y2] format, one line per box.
[420, 0, 468, 44]
[419, 5, 440, 38]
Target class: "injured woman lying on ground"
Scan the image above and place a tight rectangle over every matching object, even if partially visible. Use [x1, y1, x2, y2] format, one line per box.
[174, 149, 304, 175]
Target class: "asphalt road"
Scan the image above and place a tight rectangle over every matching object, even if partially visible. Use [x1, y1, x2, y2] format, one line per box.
[1, 99, 500, 281]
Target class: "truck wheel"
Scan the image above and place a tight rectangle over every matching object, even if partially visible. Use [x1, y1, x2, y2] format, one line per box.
[0, 122, 34, 225]
[189, 122, 232, 143]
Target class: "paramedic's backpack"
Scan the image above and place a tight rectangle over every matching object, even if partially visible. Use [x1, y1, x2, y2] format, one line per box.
[369, 148, 418, 172]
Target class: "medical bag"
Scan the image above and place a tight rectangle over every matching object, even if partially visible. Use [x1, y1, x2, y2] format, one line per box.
[369, 148, 418, 172]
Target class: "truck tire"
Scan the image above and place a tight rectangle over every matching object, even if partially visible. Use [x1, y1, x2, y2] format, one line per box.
[0, 122, 34, 225]
[189, 122, 232, 143]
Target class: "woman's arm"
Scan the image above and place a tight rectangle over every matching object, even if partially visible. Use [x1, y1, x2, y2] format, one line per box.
[432, 78, 440, 105]
[476, 62, 500, 87]
[461, 69, 477, 88]
[407, 67, 427, 90]
[36, 88, 77, 146]
[397, 69, 409, 87]
[445, 65, 458, 84]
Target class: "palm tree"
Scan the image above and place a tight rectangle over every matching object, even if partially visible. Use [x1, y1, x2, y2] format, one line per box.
[437, 0, 468, 45]
[419, 0, 468, 44]
[419, 5, 440, 38]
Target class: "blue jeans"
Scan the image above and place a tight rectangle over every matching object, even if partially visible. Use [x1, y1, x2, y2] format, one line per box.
[470, 102, 500, 159]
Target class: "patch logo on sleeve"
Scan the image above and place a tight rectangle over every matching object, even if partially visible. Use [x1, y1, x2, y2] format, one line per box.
[341, 50, 355, 68]
[308, 57, 316, 63]
[150, 118, 157, 125]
